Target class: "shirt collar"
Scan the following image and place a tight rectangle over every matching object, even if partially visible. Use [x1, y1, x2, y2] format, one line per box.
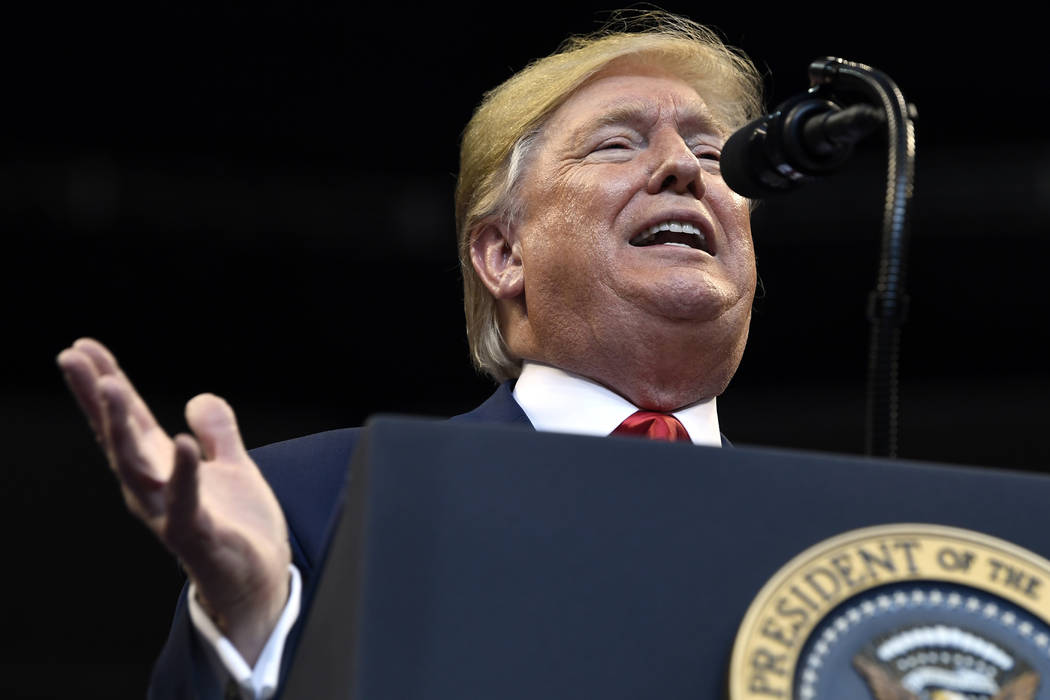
[512, 361, 721, 447]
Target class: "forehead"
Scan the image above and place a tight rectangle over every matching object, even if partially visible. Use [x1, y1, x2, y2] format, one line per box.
[546, 67, 724, 141]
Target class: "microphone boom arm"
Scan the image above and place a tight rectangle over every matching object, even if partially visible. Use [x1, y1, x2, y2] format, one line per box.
[723, 57, 917, 458]
[810, 57, 917, 459]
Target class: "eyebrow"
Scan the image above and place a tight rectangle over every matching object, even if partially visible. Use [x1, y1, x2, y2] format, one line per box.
[567, 99, 723, 147]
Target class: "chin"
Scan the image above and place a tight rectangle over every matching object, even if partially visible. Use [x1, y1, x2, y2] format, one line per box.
[632, 268, 743, 318]
[651, 289, 741, 323]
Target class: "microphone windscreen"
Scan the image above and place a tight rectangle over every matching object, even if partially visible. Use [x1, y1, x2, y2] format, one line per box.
[720, 116, 785, 199]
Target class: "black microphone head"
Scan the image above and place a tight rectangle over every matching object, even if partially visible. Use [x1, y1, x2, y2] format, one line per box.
[720, 114, 798, 199]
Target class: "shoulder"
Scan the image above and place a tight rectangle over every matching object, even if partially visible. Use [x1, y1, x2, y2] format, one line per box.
[449, 381, 532, 426]
[250, 427, 363, 569]
[250, 426, 363, 472]
[248, 384, 530, 566]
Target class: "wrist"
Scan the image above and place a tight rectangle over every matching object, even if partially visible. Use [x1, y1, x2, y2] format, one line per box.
[196, 569, 292, 667]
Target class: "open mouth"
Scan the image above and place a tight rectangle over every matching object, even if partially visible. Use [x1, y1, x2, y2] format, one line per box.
[629, 221, 711, 254]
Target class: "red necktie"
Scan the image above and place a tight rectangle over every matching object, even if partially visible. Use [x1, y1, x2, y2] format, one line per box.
[611, 410, 691, 442]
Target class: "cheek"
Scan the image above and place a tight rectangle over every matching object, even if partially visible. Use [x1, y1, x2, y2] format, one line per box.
[734, 235, 758, 296]
[709, 180, 751, 221]
[553, 164, 638, 222]
[711, 188, 757, 294]
[519, 208, 614, 313]
[517, 164, 644, 294]
[525, 181, 612, 260]
[713, 187, 754, 245]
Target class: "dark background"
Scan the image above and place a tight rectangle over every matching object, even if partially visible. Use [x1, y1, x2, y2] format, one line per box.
[6, 2, 1049, 696]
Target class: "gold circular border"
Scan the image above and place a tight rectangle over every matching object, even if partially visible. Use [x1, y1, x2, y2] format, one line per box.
[727, 523, 1050, 699]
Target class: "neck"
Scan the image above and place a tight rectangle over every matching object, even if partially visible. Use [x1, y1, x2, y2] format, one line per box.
[508, 314, 749, 412]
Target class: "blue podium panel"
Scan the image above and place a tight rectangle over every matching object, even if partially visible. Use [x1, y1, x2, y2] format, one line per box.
[281, 415, 1050, 699]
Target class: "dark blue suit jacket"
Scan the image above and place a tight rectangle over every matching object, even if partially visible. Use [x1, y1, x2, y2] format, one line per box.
[147, 382, 531, 699]
[147, 382, 728, 698]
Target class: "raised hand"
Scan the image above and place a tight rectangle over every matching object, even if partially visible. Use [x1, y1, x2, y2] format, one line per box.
[57, 338, 291, 665]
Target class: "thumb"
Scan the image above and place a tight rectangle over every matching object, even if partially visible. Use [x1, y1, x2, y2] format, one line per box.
[185, 393, 249, 462]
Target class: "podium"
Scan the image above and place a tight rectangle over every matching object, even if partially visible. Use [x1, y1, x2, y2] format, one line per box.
[279, 416, 1050, 699]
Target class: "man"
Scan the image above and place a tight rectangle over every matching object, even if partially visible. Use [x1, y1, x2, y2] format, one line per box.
[57, 10, 764, 699]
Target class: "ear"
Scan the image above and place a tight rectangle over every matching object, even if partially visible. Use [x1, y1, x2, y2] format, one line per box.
[470, 220, 524, 300]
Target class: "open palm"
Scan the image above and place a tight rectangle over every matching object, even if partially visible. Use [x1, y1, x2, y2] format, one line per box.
[58, 338, 291, 663]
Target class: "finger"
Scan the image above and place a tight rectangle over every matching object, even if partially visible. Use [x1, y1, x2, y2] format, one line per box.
[73, 337, 161, 434]
[57, 347, 105, 440]
[185, 393, 250, 463]
[164, 434, 207, 554]
[71, 337, 123, 378]
[99, 376, 167, 515]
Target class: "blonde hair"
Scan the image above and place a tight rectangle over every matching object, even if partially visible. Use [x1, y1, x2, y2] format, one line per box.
[455, 10, 765, 382]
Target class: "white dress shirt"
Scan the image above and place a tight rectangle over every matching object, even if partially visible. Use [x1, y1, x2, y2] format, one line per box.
[512, 361, 722, 446]
[189, 360, 723, 698]
[188, 566, 301, 700]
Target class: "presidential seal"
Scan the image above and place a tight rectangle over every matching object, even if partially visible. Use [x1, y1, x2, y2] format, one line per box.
[728, 524, 1050, 699]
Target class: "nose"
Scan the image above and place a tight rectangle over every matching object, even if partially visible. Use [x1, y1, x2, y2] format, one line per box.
[646, 134, 705, 199]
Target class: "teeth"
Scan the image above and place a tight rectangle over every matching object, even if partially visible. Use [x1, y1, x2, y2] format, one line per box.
[647, 220, 701, 236]
[630, 220, 707, 250]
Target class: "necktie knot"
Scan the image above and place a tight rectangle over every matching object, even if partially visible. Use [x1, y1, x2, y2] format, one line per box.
[611, 410, 691, 442]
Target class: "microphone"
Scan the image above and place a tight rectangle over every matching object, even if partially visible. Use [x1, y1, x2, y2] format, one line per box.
[721, 90, 885, 198]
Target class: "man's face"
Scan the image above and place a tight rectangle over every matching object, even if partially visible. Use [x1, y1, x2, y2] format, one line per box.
[507, 64, 757, 396]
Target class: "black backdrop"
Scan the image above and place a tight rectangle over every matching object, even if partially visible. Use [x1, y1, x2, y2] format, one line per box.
[6, 3, 1049, 697]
